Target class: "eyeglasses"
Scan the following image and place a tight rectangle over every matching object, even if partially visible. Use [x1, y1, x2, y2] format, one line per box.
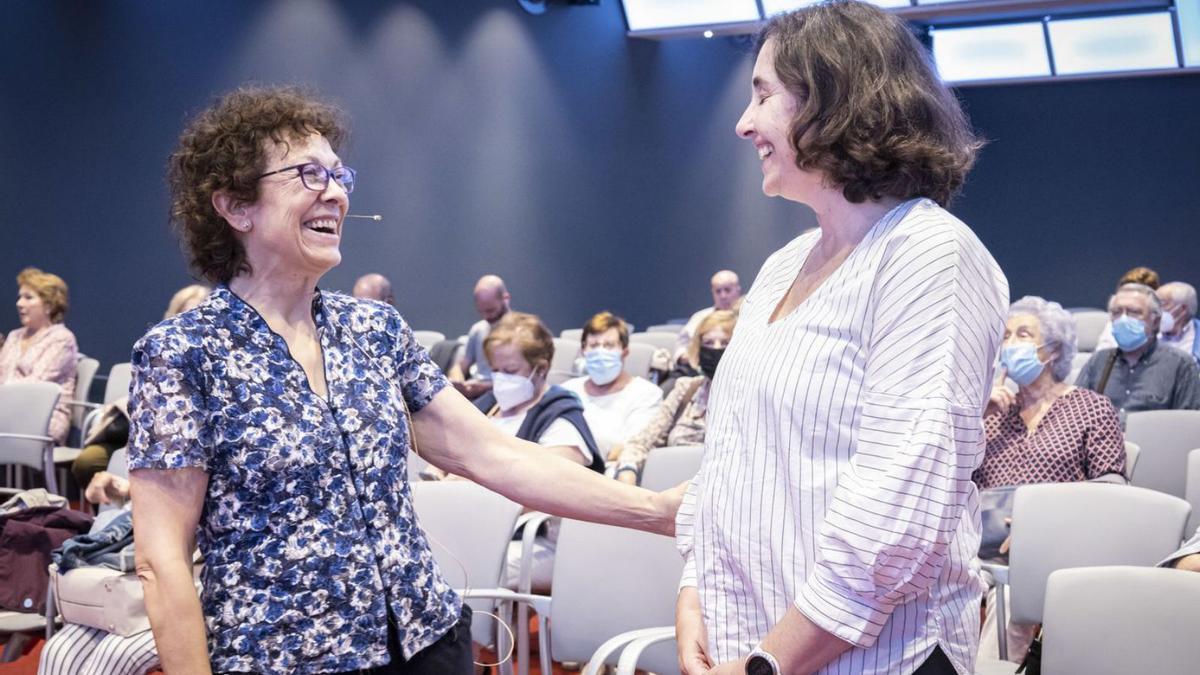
[257, 162, 356, 194]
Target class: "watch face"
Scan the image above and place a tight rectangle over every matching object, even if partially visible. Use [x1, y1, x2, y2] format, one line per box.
[746, 655, 776, 675]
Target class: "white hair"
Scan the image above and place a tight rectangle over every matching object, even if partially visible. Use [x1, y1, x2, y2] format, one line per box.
[1108, 283, 1163, 322]
[1159, 281, 1198, 316]
[1009, 295, 1076, 382]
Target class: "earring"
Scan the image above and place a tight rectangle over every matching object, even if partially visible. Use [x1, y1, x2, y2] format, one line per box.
[241, 220, 252, 232]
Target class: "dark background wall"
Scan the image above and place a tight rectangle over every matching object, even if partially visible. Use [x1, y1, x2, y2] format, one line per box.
[1, 0, 1197, 370]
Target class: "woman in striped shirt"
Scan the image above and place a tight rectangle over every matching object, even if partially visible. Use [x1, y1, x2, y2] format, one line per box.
[675, 3, 1008, 674]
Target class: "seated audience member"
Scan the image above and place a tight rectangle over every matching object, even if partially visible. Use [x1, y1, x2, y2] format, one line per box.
[70, 284, 211, 490]
[562, 312, 663, 458]
[473, 312, 602, 472]
[610, 310, 736, 484]
[673, 270, 742, 367]
[0, 267, 78, 444]
[351, 272, 395, 306]
[1095, 266, 1161, 351]
[1161, 527, 1200, 572]
[977, 296, 1127, 662]
[448, 274, 512, 399]
[1157, 281, 1199, 365]
[1076, 283, 1200, 411]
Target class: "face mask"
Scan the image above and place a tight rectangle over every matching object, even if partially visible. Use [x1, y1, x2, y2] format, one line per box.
[584, 348, 623, 386]
[1000, 342, 1046, 387]
[1112, 314, 1149, 352]
[1159, 310, 1176, 335]
[492, 371, 535, 411]
[698, 346, 725, 380]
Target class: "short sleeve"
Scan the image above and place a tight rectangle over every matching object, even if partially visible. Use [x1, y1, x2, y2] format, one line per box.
[126, 329, 213, 472]
[391, 312, 450, 414]
[536, 418, 593, 463]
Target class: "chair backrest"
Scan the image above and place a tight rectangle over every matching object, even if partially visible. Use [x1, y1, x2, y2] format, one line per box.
[0, 382, 62, 472]
[560, 328, 583, 343]
[410, 481, 522, 647]
[551, 338, 581, 375]
[1124, 410, 1200, 497]
[1188, 449, 1200, 535]
[412, 330, 446, 350]
[1071, 310, 1109, 352]
[72, 357, 101, 429]
[645, 324, 684, 334]
[548, 520, 682, 665]
[623, 343, 656, 379]
[639, 445, 704, 491]
[1123, 441, 1140, 479]
[1007, 482, 1192, 624]
[546, 370, 575, 386]
[1067, 352, 1091, 386]
[1042, 566, 1200, 675]
[104, 362, 133, 404]
[629, 332, 677, 353]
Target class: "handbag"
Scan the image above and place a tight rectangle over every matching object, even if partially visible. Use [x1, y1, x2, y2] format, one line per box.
[979, 485, 1018, 562]
[51, 564, 150, 637]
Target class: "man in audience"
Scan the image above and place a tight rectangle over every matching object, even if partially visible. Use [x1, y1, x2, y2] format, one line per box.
[1157, 281, 1200, 365]
[1095, 266, 1160, 351]
[351, 272, 395, 306]
[673, 270, 741, 366]
[448, 274, 512, 399]
[1076, 283, 1200, 411]
[1161, 527, 1200, 572]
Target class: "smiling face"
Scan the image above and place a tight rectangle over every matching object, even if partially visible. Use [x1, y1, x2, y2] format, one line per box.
[16, 285, 51, 330]
[235, 133, 349, 281]
[736, 39, 824, 202]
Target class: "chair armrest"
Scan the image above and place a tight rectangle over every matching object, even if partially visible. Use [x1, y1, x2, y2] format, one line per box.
[514, 512, 554, 594]
[585, 626, 675, 675]
[615, 627, 678, 675]
[0, 432, 55, 444]
[460, 588, 552, 616]
[61, 399, 101, 412]
[980, 561, 1009, 586]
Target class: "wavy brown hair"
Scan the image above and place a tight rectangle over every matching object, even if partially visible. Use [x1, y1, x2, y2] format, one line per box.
[760, 0, 981, 206]
[168, 86, 347, 284]
[484, 312, 556, 373]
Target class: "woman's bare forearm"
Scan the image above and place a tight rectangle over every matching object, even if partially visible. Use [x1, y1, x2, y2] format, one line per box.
[138, 555, 211, 675]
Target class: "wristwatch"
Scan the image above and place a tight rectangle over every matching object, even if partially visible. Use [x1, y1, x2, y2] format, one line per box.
[746, 647, 781, 675]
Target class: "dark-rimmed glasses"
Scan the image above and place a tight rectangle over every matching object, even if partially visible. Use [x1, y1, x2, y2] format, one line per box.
[257, 163, 356, 194]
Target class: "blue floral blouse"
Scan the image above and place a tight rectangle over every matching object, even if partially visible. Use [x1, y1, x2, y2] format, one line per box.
[127, 286, 460, 674]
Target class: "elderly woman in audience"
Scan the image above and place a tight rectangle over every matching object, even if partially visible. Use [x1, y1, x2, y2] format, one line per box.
[0, 267, 78, 444]
[976, 295, 1127, 662]
[609, 310, 736, 485]
[562, 311, 663, 458]
[129, 86, 678, 675]
[1157, 281, 1200, 365]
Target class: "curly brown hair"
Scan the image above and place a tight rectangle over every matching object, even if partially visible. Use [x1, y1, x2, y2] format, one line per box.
[16, 267, 69, 324]
[760, 0, 981, 206]
[168, 85, 347, 284]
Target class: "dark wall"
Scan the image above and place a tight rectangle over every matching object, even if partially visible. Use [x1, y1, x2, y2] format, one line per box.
[1, 0, 1197, 370]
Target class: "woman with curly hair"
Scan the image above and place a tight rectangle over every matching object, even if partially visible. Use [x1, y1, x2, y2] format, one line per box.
[674, 3, 1009, 674]
[127, 86, 680, 675]
[0, 267, 78, 444]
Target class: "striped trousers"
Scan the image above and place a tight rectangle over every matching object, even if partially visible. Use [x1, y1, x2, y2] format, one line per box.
[38, 624, 159, 675]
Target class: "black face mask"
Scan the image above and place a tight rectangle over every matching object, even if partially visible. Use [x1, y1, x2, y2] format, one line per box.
[698, 346, 725, 380]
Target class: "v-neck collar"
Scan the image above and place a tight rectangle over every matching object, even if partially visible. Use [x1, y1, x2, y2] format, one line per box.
[765, 198, 923, 328]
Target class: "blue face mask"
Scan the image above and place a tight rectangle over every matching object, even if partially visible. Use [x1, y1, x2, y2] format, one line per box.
[1112, 314, 1149, 352]
[1000, 342, 1046, 387]
[584, 348, 624, 386]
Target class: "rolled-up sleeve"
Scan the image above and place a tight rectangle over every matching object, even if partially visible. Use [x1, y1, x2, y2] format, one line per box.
[794, 226, 1006, 648]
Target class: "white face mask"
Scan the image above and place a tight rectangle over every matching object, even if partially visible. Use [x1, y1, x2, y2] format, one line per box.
[1160, 310, 1176, 335]
[492, 371, 535, 411]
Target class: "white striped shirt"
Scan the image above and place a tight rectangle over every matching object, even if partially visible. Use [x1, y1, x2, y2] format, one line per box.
[676, 199, 1008, 675]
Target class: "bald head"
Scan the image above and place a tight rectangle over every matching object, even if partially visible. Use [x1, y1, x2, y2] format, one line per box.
[353, 273, 394, 306]
[710, 270, 742, 310]
[474, 274, 511, 324]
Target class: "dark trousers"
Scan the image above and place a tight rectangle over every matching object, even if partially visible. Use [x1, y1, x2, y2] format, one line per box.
[913, 646, 958, 675]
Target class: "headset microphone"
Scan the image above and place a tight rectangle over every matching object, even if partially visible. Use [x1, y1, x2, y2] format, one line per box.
[345, 214, 383, 221]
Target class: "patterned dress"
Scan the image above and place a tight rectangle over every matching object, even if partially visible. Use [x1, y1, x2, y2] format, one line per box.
[974, 387, 1126, 489]
[127, 286, 459, 674]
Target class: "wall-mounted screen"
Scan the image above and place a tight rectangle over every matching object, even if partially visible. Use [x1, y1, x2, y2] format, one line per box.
[932, 22, 1052, 82]
[1048, 12, 1178, 75]
[621, 0, 761, 31]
